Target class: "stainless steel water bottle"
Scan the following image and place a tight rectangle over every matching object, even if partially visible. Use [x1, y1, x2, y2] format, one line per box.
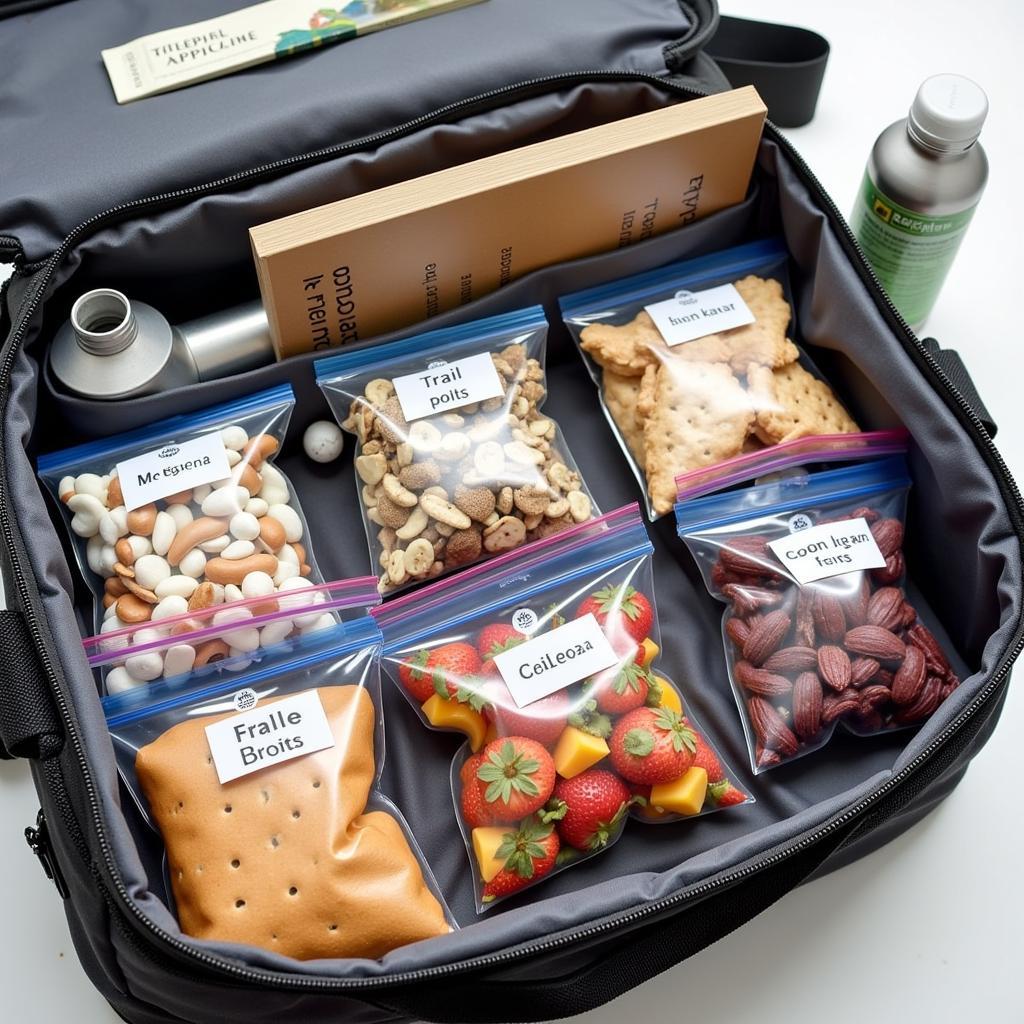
[850, 74, 988, 330]
[49, 289, 274, 399]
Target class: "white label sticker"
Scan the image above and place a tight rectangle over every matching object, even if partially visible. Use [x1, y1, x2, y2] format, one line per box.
[493, 613, 619, 708]
[767, 517, 886, 585]
[204, 690, 335, 784]
[644, 283, 757, 347]
[117, 433, 231, 511]
[392, 352, 504, 421]
[511, 607, 539, 634]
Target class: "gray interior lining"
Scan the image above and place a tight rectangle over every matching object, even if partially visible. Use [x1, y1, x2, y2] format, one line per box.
[3, 82, 1020, 981]
[0, 0, 691, 261]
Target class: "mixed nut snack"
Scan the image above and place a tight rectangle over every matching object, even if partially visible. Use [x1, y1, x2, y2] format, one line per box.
[561, 239, 860, 518]
[677, 456, 961, 772]
[317, 307, 596, 593]
[38, 385, 322, 678]
[375, 505, 749, 910]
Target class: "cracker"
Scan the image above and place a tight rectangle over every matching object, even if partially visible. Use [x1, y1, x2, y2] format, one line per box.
[669, 276, 797, 372]
[579, 310, 664, 376]
[603, 371, 647, 468]
[643, 361, 754, 516]
[747, 362, 860, 445]
[136, 685, 450, 960]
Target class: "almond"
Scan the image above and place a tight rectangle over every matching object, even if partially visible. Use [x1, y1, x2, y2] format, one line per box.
[722, 583, 783, 617]
[866, 587, 905, 631]
[811, 592, 846, 642]
[763, 646, 819, 673]
[891, 645, 927, 705]
[725, 616, 751, 649]
[748, 696, 799, 756]
[817, 645, 852, 691]
[906, 624, 953, 677]
[792, 671, 823, 739]
[871, 551, 905, 585]
[843, 574, 872, 626]
[844, 625, 906, 662]
[870, 517, 904, 558]
[850, 657, 881, 688]
[821, 690, 860, 724]
[719, 535, 773, 577]
[735, 661, 793, 697]
[892, 675, 944, 725]
[742, 610, 791, 665]
[756, 744, 783, 769]
[858, 683, 892, 708]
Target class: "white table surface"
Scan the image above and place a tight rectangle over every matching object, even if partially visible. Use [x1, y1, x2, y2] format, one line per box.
[2, 1, 1022, 1021]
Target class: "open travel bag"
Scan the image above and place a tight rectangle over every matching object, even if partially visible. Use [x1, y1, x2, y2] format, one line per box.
[0, 2, 1019, 1022]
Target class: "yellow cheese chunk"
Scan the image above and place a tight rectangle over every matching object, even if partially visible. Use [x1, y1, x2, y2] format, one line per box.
[553, 726, 609, 778]
[483, 719, 499, 746]
[421, 694, 487, 752]
[471, 826, 510, 883]
[656, 678, 683, 714]
[650, 766, 708, 816]
[638, 638, 660, 667]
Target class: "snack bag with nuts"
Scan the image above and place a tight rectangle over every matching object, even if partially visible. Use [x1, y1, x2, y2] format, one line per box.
[85, 575, 380, 694]
[676, 456, 962, 773]
[560, 238, 861, 519]
[38, 384, 321, 635]
[103, 616, 454, 961]
[374, 504, 750, 911]
[315, 307, 597, 594]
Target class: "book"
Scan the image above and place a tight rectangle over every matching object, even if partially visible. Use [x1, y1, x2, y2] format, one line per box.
[250, 86, 767, 358]
[102, 0, 486, 104]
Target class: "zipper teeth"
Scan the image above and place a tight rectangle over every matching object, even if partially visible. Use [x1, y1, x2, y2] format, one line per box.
[2, 69, 1022, 991]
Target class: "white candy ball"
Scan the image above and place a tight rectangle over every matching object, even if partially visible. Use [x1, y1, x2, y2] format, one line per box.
[300, 612, 337, 635]
[229, 511, 261, 542]
[303, 420, 344, 464]
[104, 667, 136, 695]
[151, 595, 189, 621]
[134, 554, 171, 590]
[151, 511, 177, 556]
[241, 571, 275, 599]
[165, 503, 194, 531]
[125, 651, 164, 682]
[178, 548, 207, 579]
[154, 575, 198, 600]
[162, 644, 197, 679]
[259, 619, 294, 647]
[224, 584, 244, 603]
[220, 426, 249, 451]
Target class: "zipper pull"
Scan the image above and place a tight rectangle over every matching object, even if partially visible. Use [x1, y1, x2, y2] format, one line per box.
[24, 810, 69, 899]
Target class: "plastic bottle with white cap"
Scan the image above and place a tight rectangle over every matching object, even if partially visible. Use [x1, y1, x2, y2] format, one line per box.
[850, 74, 988, 330]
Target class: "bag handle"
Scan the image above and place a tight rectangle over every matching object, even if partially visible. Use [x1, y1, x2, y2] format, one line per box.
[920, 337, 998, 438]
[373, 820, 854, 1023]
[0, 608, 63, 760]
[705, 14, 830, 127]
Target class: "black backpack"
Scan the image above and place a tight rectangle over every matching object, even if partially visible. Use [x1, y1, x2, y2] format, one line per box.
[1, 2, 1018, 1021]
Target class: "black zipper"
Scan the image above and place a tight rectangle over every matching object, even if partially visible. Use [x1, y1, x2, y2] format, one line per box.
[3, 69, 1022, 993]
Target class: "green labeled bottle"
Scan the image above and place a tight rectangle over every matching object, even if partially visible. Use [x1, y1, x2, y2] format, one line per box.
[851, 74, 988, 330]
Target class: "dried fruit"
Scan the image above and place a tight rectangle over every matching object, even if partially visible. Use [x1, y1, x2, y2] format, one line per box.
[844, 625, 906, 662]
[870, 518, 904, 558]
[866, 587, 905, 631]
[907, 624, 953, 678]
[891, 645, 927, 705]
[871, 551, 905, 585]
[747, 697, 799, 756]
[725, 616, 751, 649]
[811, 592, 846, 642]
[763, 646, 819, 673]
[794, 589, 816, 647]
[821, 691, 860, 724]
[792, 671, 823, 739]
[892, 676, 944, 725]
[742, 610, 791, 665]
[735, 661, 793, 697]
[850, 657, 881, 688]
[817, 645, 852, 692]
[719, 536, 773, 577]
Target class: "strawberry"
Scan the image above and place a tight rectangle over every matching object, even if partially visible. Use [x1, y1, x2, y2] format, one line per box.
[461, 776, 501, 828]
[576, 585, 654, 645]
[690, 734, 725, 785]
[476, 736, 556, 820]
[397, 649, 433, 703]
[460, 752, 485, 789]
[567, 699, 613, 739]
[708, 780, 748, 808]
[590, 662, 652, 715]
[609, 706, 697, 785]
[481, 816, 560, 903]
[549, 770, 634, 851]
[477, 623, 526, 662]
[426, 642, 486, 709]
[485, 680, 570, 747]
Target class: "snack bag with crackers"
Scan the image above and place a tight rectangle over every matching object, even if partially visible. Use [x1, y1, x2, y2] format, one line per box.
[676, 456, 962, 773]
[374, 504, 750, 911]
[560, 239, 861, 518]
[316, 307, 597, 594]
[85, 575, 380, 695]
[104, 616, 454, 961]
[39, 384, 323, 634]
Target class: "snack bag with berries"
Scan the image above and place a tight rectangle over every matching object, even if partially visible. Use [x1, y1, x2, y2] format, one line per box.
[374, 504, 750, 910]
[316, 307, 597, 594]
[676, 456, 962, 773]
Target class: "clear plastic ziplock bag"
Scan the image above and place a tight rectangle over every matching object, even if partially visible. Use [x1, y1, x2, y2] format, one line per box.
[86, 576, 379, 695]
[38, 384, 321, 634]
[103, 617, 453, 961]
[676, 456, 962, 773]
[675, 428, 911, 503]
[315, 307, 597, 595]
[374, 504, 750, 911]
[560, 238, 861, 518]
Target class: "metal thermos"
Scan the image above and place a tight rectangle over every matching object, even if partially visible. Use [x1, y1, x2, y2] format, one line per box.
[850, 74, 988, 330]
[49, 289, 274, 399]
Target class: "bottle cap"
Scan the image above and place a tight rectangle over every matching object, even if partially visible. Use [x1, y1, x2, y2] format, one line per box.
[909, 74, 988, 152]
